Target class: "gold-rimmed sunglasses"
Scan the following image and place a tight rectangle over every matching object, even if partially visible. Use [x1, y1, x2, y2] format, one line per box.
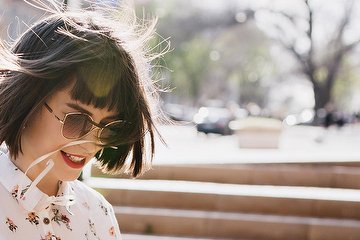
[44, 102, 127, 146]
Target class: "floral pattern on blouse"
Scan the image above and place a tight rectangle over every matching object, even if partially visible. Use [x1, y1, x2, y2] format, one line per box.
[11, 184, 31, 200]
[5, 217, 18, 232]
[26, 212, 40, 225]
[109, 226, 116, 237]
[41, 232, 61, 240]
[99, 201, 109, 216]
[87, 219, 100, 240]
[51, 208, 72, 231]
[0, 147, 122, 240]
[82, 201, 90, 210]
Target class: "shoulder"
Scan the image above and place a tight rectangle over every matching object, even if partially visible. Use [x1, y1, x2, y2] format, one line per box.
[67, 181, 121, 239]
[69, 180, 112, 208]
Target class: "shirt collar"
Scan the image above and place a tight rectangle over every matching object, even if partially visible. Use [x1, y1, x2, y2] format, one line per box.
[0, 147, 76, 213]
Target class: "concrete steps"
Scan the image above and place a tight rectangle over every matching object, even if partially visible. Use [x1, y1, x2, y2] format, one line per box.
[86, 177, 360, 219]
[116, 206, 360, 240]
[86, 178, 360, 240]
[91, 163, 360, 189]
[86, 162, 360, 239]
[122, 234, 235, 240]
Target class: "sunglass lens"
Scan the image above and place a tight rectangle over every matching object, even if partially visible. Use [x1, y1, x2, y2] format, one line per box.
[100, 121, 126, 144]
[63, 114, 93, 139]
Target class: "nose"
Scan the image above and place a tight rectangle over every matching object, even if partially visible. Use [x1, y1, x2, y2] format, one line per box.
[80, 128, 103, 154]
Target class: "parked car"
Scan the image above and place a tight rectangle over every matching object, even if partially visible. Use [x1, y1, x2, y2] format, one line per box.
[283, 109, 315, 126]
[193, 107, 235, 135]
[163, 103, 196, 123]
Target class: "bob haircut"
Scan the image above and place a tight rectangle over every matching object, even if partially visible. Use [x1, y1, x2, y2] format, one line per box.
[0, 3, 164, 177]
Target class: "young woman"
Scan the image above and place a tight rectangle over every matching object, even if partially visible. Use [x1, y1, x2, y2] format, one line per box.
[0, 1, 163, 239]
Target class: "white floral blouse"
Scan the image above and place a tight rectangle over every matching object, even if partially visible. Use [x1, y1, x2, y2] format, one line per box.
[0, 149, 122, 240]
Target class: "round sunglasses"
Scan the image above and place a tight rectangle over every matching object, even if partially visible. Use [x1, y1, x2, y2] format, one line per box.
[44, 102, 127, 146]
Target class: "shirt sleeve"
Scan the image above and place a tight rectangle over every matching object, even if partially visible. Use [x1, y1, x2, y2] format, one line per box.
[96, 193, 122, 240]
[76, 180, 123, 240]
[107, 203, 122, 240]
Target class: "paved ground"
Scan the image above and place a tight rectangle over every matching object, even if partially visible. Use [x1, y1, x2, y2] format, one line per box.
[153, 124, 360, 165]
[98, 124, 360, 240]
[122, 234, 233, 240]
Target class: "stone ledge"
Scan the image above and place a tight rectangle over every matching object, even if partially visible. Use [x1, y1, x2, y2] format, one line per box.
[90, 163, 360, 188]
[122, 234, 235, 240]
[115, 206, 360, 240]
[86, 177, 360, 219]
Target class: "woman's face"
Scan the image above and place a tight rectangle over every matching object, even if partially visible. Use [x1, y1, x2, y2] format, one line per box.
[19, 83, 119, 183]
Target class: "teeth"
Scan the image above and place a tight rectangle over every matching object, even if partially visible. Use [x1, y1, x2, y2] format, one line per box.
[65, 153, 85, 162]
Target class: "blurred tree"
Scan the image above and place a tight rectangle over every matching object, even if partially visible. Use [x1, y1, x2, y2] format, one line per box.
[259, 0, 360, 115]
[141, 1, 277, 107]
[141, 1, 242, 105]
[332, 59, 360, 111]
[166, 37, 211, 104]
[207, 18, 277, 108]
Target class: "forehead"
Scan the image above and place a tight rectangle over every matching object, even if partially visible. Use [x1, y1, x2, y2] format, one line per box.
[69, 67, 125, 113]
[50, 82, 119, 118]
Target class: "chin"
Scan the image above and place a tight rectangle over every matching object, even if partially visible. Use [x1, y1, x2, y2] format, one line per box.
[54, 152, 87, 181]
[53, 165, 83, 182]
[59, 172, 82, 181]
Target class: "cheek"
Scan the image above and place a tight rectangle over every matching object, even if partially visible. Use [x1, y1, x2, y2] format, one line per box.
[24, 111, 65, 151]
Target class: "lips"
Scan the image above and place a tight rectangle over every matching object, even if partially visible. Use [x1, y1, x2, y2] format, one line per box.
[60, 151, 86, 169]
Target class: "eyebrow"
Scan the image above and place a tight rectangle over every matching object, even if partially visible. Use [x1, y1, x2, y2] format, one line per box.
[66, 103, 119, 121]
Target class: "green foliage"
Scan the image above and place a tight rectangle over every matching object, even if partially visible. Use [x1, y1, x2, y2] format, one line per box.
[314, 67, 328, 84]
[333, 59, 360, 111]
[164, 36, 211, 102]
[207, 23, 277, 107]
[132, 1, 280, 109]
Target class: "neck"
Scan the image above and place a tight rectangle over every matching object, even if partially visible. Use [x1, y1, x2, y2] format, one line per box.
[12, 154, 59, 196]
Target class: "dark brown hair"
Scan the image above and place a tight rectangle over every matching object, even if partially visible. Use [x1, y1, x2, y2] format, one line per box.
[0, 6, 164, 177]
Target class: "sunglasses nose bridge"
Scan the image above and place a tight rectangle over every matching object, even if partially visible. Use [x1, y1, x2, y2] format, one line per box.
[88, 124, 106, 143]
[78, 129, 104, 155]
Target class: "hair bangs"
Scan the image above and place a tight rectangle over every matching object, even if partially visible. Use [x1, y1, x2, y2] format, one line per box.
[70, 58, 130, 113]
[0, 3, 167, 177]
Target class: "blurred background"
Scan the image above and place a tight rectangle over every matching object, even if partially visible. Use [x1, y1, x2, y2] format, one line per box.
[2, 0, 360, 239]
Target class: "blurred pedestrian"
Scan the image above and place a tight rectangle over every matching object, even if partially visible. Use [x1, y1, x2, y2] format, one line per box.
[0, 1, 164, 239]
[323, 103, 335, 129]
[315, 102, 337, 142]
